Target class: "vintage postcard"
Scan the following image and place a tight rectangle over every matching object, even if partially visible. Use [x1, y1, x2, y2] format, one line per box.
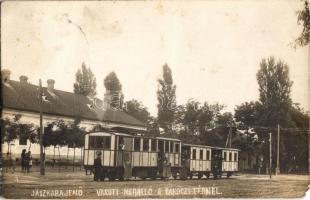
[0, 0, 309, 199]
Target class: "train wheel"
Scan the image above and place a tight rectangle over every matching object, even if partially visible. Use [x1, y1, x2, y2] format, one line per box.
[198, 173, 203, 179]
[108, 173, 116, 181]
[213, 173, 217, 180]
[189, 173, 193, 179]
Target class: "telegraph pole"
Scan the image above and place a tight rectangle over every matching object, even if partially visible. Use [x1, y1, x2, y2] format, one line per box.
[269, 132, 272, 179]
[276, 124, 280, 175]
[39, 79, 45, 175]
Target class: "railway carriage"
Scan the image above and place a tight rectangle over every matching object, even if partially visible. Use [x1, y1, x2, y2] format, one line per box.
[181, 144, 212, 179]
[83, 131, 182, 181]
[83, 130, 239, 181]
[211, 147, 239, 179]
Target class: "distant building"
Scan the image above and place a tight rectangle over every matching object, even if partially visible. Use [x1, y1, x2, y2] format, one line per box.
[1, 69, 146, 160]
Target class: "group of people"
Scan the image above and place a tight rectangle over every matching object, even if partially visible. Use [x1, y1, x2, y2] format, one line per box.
[21, 149, 32, 173]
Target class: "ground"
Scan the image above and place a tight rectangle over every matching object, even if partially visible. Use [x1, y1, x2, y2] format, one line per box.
[1, 166, 309, 199]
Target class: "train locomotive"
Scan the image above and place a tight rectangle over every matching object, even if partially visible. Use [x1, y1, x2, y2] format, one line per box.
[83, 129, 239, 181]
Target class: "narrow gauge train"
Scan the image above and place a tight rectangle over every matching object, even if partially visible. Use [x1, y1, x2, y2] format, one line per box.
[83, 129, 239, 181]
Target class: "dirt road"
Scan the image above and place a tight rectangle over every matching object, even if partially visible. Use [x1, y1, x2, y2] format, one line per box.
[1, 169, 309, 198]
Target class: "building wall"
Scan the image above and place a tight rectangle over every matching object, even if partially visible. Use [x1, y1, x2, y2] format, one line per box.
[2, 108, 146, 161]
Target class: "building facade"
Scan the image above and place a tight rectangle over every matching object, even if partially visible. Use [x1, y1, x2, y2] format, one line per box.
[1, 69, 146, 161]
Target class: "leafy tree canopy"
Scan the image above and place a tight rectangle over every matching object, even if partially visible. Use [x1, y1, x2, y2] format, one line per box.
[104, 72, 122, 92]
[73, 62, 97, 97]
[296, 0, 310, 47]
[157, 64, 177, 133]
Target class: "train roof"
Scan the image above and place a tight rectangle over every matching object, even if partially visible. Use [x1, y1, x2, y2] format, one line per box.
[211, 146, 240, 151]
[183, 143, 239, 151]
[156, 137, 181, 142]
[183, 143, 212, 148]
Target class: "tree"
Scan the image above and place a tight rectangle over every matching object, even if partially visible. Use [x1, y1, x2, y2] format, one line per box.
[296, 0, 310, 47]
[256, 57, 293, 127]
[104, 72, 123, 109]
[104, 72, 122, 91]
[123, 99, 150, 123]
[1, 115, 21, 153]
[65, 118, 85, 170]
[1, 114, 37, 153]
[73, 62, 97, 97]
[157, 64, 177, 133]
[43, 120, 68, 162]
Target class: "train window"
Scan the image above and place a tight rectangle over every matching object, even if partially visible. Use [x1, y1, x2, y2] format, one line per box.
[206, 150, 210, 160]
[223, 152, 227, 161]
[151, 139, 157, 152]
[118, 136, 124, 150]
[192, 149, 196, 160]
[143, 139, 149, 151]
[158, 140, 164, 152]
[175, 143, 180, 153]
[134, 138, 141, 151]
[229, 152, 232, 161]
[234, 152, 238, 161]
[165, 141, 169, 153]
[88, 136, 111, 149]
[199, 149, 203, 160]
[170, 142, 174, 153]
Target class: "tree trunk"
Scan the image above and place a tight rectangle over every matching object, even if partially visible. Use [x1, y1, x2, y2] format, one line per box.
[58, 146, 61, 172]
[73, 147, 75, 172]
[66, 146, 69, 169]
[7, 141, 10, 153]
[80, 147, 83, 170]
[52, 146, 56, 168]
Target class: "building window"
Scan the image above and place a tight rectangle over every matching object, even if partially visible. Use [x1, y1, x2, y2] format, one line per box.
[200, 149, 204, 160]
[151, 139, 157, 152]
[19, 137, 27, 146]
[229, 152, 232, 161]
[192, 149, 196, 160]
[175, 143, 180, 153]
[88, 136, 111, 149]
[206, 150, 210, 160]
[134, 138, 141, 151]
[223, 152, 227, 161]
[143, 139, 149, 151]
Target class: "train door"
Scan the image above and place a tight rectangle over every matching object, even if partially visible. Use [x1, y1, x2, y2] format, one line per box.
[123, 137, 133, 179]
[211, 149, 222, 179]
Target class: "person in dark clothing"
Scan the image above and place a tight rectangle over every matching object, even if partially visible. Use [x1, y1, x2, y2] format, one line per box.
[26, 151, 32, 173]
[21, 149, 26, 173]
[93, 151, 102, 181]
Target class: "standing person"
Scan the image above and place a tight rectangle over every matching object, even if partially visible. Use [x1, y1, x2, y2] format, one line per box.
[21, 149, 26, 173]
[26, 151, 32, 173]
[93, 151, 102, 181]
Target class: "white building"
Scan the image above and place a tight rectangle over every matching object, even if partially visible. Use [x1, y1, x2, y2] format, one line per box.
[1, 69, 146, 161]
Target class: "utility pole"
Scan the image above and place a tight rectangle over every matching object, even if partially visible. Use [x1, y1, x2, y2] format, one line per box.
[39, 79, 45, 175]
[308, 113, 310, 176]
[269, 132, 272, 179]
[276, 124, 280, 175]
[229, 125, 232, 148]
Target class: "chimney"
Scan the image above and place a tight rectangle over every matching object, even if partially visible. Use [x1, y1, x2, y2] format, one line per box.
[1, 69, 11, 83]
[19, 75, 28, 84]
[47, 79, 55, 92]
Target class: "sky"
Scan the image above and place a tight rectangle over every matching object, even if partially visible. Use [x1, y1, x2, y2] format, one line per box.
[1, 0, 309, 116]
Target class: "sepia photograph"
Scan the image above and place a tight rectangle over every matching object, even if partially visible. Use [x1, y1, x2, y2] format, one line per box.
[0, 0, 309, 198]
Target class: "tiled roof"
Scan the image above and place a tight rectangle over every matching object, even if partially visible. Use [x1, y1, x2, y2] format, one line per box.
[2, 80, 145, 127]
